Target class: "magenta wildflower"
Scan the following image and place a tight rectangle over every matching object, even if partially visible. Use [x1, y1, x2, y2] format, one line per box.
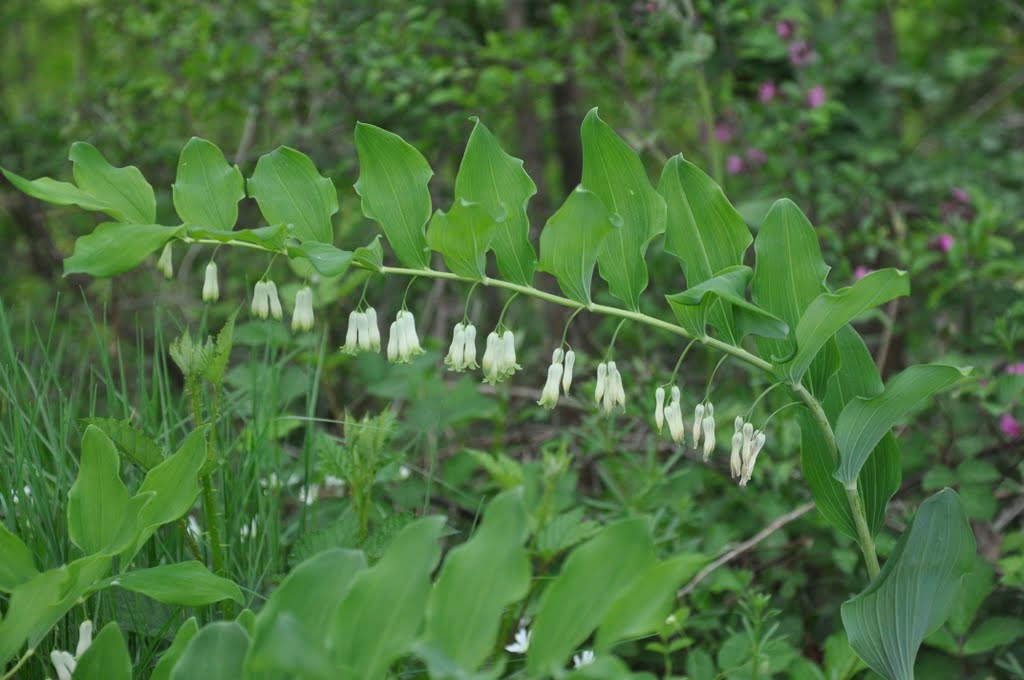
[714, 122, 733, 143]
[853, 265, 871, 281]
[726, 154, 744, 175]
[1001, 413, 1022, 439]
[1005, 362, 1024, 376]
[789, 40, 815, 67]
[951, 187, 971, 204]
[937, 233, 955, 252]
[746, 148, 767, 166]
[759, 81, 777, 103]
[776, 20, 795, 39]
[807, 85, 826, 109]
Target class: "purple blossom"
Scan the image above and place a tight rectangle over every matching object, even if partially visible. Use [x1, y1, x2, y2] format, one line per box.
[853, 265, 871, 281]
[726, 154, 745, 175]
[776, 20, 795, 39]
[759, 81, 777, 103]
[951, 187, 971, 204]
[806, 85, 826, 109]
[1006, 362, 1024, 376]
[978, 379, 990, 388]
[789, 40, 815, 67]
[746, 148, 767, 166]
[937, 233, 955, 252]
[714, 122, 734, 143]
[1001, 413, 1022, 439]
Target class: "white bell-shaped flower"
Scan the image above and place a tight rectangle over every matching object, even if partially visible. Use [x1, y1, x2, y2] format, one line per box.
[50, 619, 93, 680]
[654, 387, 666, 432]
[251, 281, 269, 318]
[445, 323, 467, 371]
[538, 362, 564, 409]
[691, 403, 705, 448]
[266, 280, 283, 320]
[506, 627, 531, 654]
[387, 320, 400, 362]
[343, 310, 364, 354]
[740, 430, 767, 486]
[730, 431, 744, 478]
[365, 307, 381, 351]
[573, 650, 596, 669]
[500, 330, 520, 379]
[462, 323, 478, 369]
[357, 310, 373, 351]
[594, 362, 608, 403]
[562, 349, 575, 394]
[291, 286, 315, 332]
[666, 386, 686, 443]
[388, 310, 424, 363]
[601, 361, 624, 414]
[157, 243, 174, 279]
[701, 403, 716, 460]
[482, 331, 500, 382]
[202, 261, 219, 303]
[402, 311, 424, 358]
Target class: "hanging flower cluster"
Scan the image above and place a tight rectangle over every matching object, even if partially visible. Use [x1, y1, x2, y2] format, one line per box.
[654, 385, 687, 444]
[444, 322, 479, 371]
[202, 261, 219, 302]
[731, 416, 767, 486]
[482, 329, 521, 384]
[50, 620, 93, 680]
[291, 286, 315, 332]
[538, 347, 575, 409]
[594, 361, 625, 414]
[343, 308, 381, 354]
[251, 280, 284, 321]
[387, 310, 425, 363]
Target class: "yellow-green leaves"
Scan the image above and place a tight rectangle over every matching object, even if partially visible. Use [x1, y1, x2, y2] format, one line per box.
[68, 425, 130, 554]
[841, 489, 975, 680]
[248, 146, 338, 245]
[834, 364, 971, 487]
[173, 137, 245, 231]
[582, 109, 666, 311]
[427, 200, 497, 280]
[355, 122, 433, 269]
[454, 118, 537, 284]
[69, 142, 157, 224]
[538, 187, 617, 304]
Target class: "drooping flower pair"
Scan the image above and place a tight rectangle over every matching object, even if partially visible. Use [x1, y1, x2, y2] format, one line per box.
[50, 620, 93, 680]
[387, 310, 424, 363]
[692, 402, 716, 460]
[595, 361, 625, 414]
[444, 322, 479, 372]
[482, 329, 521, 384]
[730, 416, 767, 486]
[343, 308, 381, 354]
[251, 280, 284, 320]
[291, 286, 315, 332]
[538, 347, 575, 409]
[655, 385, 686, 444]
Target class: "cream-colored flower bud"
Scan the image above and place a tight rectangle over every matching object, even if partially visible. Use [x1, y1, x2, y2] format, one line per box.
[552, 347, 564, 365]
[266, 281, 283, 320]
[365, 306, 380, 350]
[538, 362, 564, 409]
[702, 413, 716, 460]
[251, 281, 269, 318]
[387, 320, 400, 362]
[482, 332, 501, 384]
[157, 243, 174, 279]
[595, 362, 608, 403]
[691, 403, 705, 448]
[462, 323, 478, 369]
[343, 310, 362, 354]
[445, 323, 467, 370]
[202, 261, 219, 302]
[654, 387, 666, 432]
[730, 431, 744, 478]
[562, 350, 575, 394]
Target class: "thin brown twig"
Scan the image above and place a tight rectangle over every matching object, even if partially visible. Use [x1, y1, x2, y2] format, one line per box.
[677, 502, 816, 599]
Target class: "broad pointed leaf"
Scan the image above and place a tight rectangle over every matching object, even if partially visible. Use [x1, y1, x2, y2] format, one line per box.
[353, 236, 384, 271]
[427, 200, 498, 280]
[834, 364, 970, 486]
[171, 622, 250, 680]
[287, 241, 354, 277]
[73, 622, 131, 680]
[69, 142, 156, 223]
[454, 118, 537, 284]
[152, 618, 199, 680]
[173, 138, 245, 230]
[0, 524, 36, 591]
[354, 123, 433, 269]
[537, 187, 616, 304]
[583, 109, 666, 310]
[666, 265, 789, 340]
[248, 147, 337, 244]
[0, 168, 111, 214]
[780, 269, 909, 382]
[109, 561, 243, 606]
[841, 489, 976, 680]
[64, 223, 185, 277]
[68, 426, 130, 554]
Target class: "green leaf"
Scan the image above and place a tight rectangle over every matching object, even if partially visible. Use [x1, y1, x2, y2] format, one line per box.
[328, 516, 446, 679]
[81, 417, 165, 471]
[0, 524, 36, 592]
[665, 265, 788, 340]
[780, 269, 910, 382]
[171, 622, 250, 680]
[946, 555, 994, 636]
[245, 548, 366, 679]
[657, 154, 751, 340]
[69, 142, 156, 224]
[247, 147, 337, 244]
[68, 425, 130, 554]
[353, 236, 385, 271]
[454, 117, 537, 284]
[73, 622, 131, 680]
[427, 200, 498, 279]
[109, 561, 242, 606]
[421, 491, 531, 673]
[961, 616, 1024, 655]
[173, 138, 245, 230]
[595, 554, 708, 652]
[287, 241, 354, 278]
[152, 618, 199, 680]
[751, 198, 838, 381]
[537, 187, 616, 304]
[841, 489, 976, 680]
[64, 223, 185, 277]
[834, 364, 970, 486]
[822, 631, 865, 680]
[801, 326, 901, 539]
[354, 122, 433, 269]
[186, 225, 288, 252]
[527, 518, 657, 677]
[0, 167, 112, 214]
[582, 109, 666, 310]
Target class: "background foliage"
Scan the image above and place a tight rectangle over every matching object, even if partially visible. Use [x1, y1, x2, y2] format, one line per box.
[1, 0, 1022, 678]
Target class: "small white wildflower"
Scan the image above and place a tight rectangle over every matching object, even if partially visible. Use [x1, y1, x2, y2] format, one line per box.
[594, 362, 608, 403]
[202, 261, 219, 303]
[730, 431, 744, 478]
[324, 475, 346, 490]
[387, 320, 399, 361]
[482, 331, 500, 382]
[538, 362, 564, 409]
[701, 403, 716, 460]
[462, 323, 478, 369]
[691, 403, 705, 448]
[403, 311, 424, 357]
[343, 310, 363, 354]
[157, 243, 174, 279]
[265, 280, 283, 320]
[665, 614, 678, 627]
[75, 620, 93, 659]
[365, 307, 381, 351]
[240, 517, 258, 541]
[654, 387, 666, 432]
[573, 650, 596, 669]
[187, 515, 202, 538]
[500, 330, 520, 379]
[291, 286, 315, 332]
[740, 430, 767, 487]
[666, 404, 686, 444]
[357, 310, 372, 351]
[398, 465, 411, 480]
[251, 281, 270, 319]
[298, 483, 320, 506]
[444, 323, 467, 371]
[389, 311, 424, 363]
[610, 362, 626, 410]
[50, 620, 94, 680]
[552, 347, 564, 365]
[505, 627, 531, 654]
[562, 349, 575, 394]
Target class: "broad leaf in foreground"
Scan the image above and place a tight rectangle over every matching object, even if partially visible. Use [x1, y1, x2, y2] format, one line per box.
[537, 187, 617, 304]
[247, 146, 337, 244]
[173, 137, 245, 230]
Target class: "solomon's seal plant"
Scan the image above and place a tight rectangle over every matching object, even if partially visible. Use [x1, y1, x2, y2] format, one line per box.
[1, 110, 975, 679]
